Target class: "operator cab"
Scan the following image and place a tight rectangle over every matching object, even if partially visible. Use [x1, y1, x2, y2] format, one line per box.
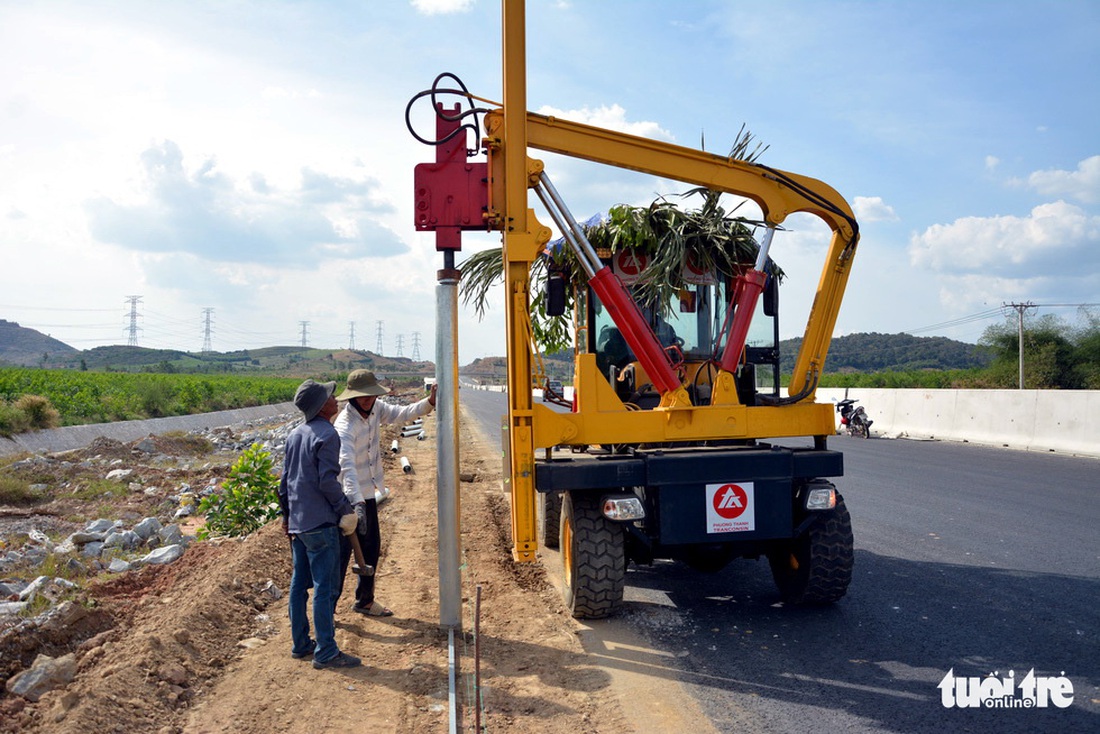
[586, 258, 780, 409]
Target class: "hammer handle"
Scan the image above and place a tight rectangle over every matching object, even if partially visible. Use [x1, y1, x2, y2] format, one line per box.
[348, 531, 374, 576]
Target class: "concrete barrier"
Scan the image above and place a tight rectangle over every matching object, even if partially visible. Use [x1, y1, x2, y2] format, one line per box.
[815, 388, 1100, 458]
[0, 402, 296, 458]
[5, 388, 1096, 460]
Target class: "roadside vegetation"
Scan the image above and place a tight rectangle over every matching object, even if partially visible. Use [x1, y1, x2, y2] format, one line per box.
[0, 394, 61, 438]
[196, 443, 281, 540]
[819, 312, 1099, 390]
[0, 368, 301, 430]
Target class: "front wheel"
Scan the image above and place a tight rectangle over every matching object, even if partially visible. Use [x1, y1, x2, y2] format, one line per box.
[768, 494, 854, 605]
[560, 492, 625, 619]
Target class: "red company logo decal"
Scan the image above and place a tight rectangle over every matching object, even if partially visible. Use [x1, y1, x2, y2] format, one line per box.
[712, 484, 748, 520]
[614, 250, 649, 283]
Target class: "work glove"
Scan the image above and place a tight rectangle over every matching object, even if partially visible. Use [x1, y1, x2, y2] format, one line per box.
[339, 512, 358, 536]
[355, 501, 367, 529]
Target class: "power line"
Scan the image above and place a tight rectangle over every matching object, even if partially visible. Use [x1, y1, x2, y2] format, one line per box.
[376, 320, 384, 356]
[902, 307, 1004, 336]
[348, 321, 356, 350]
[906, 303, 1100, 336]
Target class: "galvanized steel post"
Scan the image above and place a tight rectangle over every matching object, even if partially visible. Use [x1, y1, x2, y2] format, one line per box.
[436, 253, 462, 629]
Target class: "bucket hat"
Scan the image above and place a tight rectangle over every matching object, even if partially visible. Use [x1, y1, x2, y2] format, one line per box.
[338, 370, 390, 401]
[294, 379, 336, 421]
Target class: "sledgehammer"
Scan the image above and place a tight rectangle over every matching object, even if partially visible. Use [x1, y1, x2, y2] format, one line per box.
[348, 532, 374, 577]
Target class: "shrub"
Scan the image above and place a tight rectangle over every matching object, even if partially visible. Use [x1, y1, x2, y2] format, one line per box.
[14, 394, 60, 430]
[70, 479, 128, 501]
[197, 443, 281, 539]
[0, 402, 29, 437]
[0, 474, 44, 505]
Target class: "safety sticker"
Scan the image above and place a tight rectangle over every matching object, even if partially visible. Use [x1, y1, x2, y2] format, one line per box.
[705, 482, 755, 533]
[612, 249, 649, 284]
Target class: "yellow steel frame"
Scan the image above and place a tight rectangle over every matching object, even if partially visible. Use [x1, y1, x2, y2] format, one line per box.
[492, 0, 859, 561]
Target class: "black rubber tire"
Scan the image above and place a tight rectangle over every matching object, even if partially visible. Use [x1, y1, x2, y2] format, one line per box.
[856, 417, 870, 439]
[768, 493, 854, 605]
[560, 491, 625, 619]
[539, 491, 562, 549]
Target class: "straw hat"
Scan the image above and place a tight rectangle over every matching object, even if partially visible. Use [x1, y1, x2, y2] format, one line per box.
[337, 370, 390, 401]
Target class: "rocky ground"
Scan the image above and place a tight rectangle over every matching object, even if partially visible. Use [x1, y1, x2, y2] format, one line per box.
[0, 394, 634, 733]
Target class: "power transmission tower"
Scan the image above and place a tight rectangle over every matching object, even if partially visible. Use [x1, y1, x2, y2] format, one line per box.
[124, 295, 143, 346]
[348, 321, 356, 350]
[1003, 301, 1036, 389]
[375, 320, 384, 356]
[395, 334, 404, 358]
[201, 308, 214, 353]
[411, 331, 421, 361]
[299, 320, 310, 348]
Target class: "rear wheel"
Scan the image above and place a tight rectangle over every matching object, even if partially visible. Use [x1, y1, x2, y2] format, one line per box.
[560, 492, 625, 619]
[538, 491, 562, 549]
[768, 494, 853, 604]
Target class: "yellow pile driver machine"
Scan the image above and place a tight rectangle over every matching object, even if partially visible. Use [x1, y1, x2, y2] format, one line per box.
[412, 1, 860, 618]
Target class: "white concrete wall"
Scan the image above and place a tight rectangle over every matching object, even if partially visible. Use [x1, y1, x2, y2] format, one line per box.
[816, 388, 1100, 458]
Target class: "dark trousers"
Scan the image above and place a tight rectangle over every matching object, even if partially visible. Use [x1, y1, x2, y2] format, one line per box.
[337, 498, 381, 609]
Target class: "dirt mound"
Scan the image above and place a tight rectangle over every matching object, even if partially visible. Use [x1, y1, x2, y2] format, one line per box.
[79, 437, 133, 460]
[2, 529, 288, 733]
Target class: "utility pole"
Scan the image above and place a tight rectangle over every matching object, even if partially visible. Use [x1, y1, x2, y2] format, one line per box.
[395, 333, 405, 358]
[124, 296, 143, 347]
[201, 308, 214, 353]
[375, 320, 384, 356]
[411, 331, 421, 361]
[299, 320, 310, 348]
[1004, 302, 1036, 389]
[348, 321, 356, 350]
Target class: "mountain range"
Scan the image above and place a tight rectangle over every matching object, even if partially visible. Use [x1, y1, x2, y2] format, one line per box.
[2, 319, 990, 377]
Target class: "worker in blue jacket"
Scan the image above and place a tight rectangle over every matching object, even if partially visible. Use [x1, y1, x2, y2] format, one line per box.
[278, 379, 361, 669]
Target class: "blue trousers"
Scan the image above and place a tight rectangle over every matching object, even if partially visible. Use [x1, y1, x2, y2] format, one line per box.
[288, 526, 340, 663]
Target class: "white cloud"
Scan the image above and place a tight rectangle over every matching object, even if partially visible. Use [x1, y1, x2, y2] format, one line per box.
[908, 200, 1100, 274]
[985, 155, 999, 171]
[536, 104, 674, 142]
[1026, 155, 1100, 205]
[852, 196, 898, 222]
[84, 140, 404, 266]
[411, 0, 474, 15]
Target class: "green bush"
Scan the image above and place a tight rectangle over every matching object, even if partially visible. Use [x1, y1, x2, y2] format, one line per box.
[0, 402, 29, 437]
[197, 444, 281, 539]
[14, 394, 60, 430]
[0, 474, 44, 505]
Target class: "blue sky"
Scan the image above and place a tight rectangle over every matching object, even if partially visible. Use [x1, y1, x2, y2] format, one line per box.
[2, 0, 1097, 364]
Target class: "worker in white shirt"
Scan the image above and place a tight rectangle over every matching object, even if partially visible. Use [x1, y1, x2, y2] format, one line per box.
[334, 370, 436, 616]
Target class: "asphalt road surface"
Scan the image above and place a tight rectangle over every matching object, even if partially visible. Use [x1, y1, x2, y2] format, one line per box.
[460, 387, 1099, 733]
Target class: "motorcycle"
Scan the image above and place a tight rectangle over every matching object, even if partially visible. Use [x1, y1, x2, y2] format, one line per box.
[836, 398, 873, 438]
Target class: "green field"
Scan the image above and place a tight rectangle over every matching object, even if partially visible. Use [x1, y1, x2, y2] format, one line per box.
[0, 367, 302, 428]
